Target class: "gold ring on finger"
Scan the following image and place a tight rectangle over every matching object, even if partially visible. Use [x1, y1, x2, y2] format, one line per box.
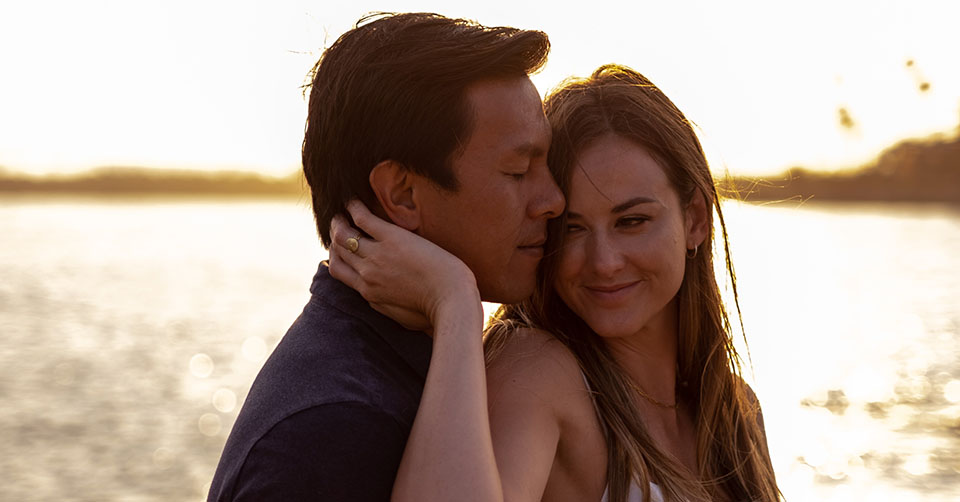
[345, 235, 361, 254]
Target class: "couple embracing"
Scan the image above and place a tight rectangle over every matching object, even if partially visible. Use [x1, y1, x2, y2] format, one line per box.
[209, 12, 780, 502]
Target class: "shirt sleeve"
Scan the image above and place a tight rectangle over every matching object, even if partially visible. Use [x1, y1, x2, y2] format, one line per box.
[231, 401, 409, 501]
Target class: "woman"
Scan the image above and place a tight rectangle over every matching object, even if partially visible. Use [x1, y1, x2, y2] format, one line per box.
[329, 65, 780, 501]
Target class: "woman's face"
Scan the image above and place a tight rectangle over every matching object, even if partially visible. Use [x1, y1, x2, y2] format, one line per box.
[554, 134, 699, 339]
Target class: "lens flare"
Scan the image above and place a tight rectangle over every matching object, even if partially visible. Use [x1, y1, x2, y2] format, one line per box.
[212, 388, 237, 413]
[198, 413, 222, 436]
[943, 379, 960, 403]
[152, 447, 174, 470]
[189, 353, 214, 378]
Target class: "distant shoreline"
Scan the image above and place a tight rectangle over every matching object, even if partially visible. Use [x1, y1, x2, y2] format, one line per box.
[722, 133, 959, 204]
[2, 129, 958, 203]
[0, 168, 306, 198]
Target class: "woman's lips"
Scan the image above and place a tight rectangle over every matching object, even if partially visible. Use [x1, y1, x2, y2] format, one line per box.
[583, 281, 641, 303]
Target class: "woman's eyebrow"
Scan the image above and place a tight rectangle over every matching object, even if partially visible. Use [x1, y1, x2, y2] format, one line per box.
[566, 197, 660, 219]
[611, 196, 658, 213]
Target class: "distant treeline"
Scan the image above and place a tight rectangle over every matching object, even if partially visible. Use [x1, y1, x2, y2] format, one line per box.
[724, 133, 960, 203]
[0, 167, 306, 197]
[3, 129, 959, 203]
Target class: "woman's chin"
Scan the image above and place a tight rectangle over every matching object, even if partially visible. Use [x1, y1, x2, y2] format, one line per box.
[585, 317, 646, 340]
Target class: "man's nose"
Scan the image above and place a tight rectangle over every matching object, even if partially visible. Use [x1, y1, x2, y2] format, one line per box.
[532, 168, 565, 219]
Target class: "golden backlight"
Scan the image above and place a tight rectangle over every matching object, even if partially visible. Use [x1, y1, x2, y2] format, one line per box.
[1, 1, 958, 501]
[0, 0, 958, 177]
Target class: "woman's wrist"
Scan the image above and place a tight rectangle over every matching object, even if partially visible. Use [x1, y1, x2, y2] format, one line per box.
[430, 272, 483, 342]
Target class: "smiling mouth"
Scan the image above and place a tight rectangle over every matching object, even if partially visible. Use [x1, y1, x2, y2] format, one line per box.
[583, 281, 641, 300]
[586, 283, 636, 293]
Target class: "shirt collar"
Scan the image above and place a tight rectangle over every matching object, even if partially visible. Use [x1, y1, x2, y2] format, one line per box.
[310, 261, 432, 380]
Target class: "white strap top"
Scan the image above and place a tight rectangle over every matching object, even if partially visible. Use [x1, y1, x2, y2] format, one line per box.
[601, 481, 665, 502]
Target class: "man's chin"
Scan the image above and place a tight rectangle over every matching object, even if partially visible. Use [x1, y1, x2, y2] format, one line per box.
[478, 279, 535, 305]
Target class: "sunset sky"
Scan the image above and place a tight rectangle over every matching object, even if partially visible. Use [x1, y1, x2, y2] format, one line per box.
[1, 0, 957, 177]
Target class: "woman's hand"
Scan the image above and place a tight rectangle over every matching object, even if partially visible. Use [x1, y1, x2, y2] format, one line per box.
[328, 199, 482, 333]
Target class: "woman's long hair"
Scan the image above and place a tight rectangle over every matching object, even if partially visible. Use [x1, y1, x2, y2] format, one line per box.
[484, 65, 781, 502]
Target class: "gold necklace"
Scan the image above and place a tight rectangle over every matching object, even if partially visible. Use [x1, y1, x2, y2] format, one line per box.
[628, 381, 677, 409]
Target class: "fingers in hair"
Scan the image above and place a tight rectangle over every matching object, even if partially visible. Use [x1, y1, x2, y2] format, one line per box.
[330, 213, 356, 244]
[327, 242, 363, 292]
[330, 214, 364, 257]
[345, 199, 385, 240]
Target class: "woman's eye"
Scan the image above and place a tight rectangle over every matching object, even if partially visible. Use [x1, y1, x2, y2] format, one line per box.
[565, 223, 584, 233]
[505, 172, 526, 180]
[619, 216, 649, 227]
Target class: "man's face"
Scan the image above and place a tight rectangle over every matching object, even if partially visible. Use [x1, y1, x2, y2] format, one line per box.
[417, 77, 564, 304]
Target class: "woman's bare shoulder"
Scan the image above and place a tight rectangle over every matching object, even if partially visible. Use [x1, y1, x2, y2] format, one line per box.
[485, 327, 608, 497]
[487, 327, 579, 376]
[485, 327, 588, 414]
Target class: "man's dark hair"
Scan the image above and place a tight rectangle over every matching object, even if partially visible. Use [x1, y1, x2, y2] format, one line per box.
[302, 12, 550, 246]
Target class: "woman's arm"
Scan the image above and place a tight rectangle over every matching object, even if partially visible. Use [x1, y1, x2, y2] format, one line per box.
[328, 201, 564, 502]
[485, 330, 580, 501]
[329, 201, 500, 501]
[392, 297, 501, 501]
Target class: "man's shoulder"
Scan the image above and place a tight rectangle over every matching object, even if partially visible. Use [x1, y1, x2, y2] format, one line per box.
[209, 401, 408, 501]
[207, 284, 429, 501]
[257, 292, 426, 408]
[233, 293, 425, 437]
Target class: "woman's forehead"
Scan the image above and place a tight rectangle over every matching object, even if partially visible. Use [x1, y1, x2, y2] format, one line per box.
[568, 135, 675, 210]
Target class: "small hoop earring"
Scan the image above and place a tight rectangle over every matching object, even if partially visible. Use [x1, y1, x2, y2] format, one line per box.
[686, 245, 698, 259]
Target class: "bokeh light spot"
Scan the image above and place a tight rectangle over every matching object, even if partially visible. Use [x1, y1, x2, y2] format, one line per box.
[212, 388, 238, 413]
[943, 379, 960, 403]
[198, 413, 222, 436]
[189, 353, 214, 378]
[152, 447, 174, 470]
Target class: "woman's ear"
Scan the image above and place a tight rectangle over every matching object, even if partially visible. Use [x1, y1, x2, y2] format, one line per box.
[369, 160, 422, 231]
[684, 190, 710, 250]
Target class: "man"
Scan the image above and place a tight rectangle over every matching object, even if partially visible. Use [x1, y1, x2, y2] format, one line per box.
[208, 12, 563, 501]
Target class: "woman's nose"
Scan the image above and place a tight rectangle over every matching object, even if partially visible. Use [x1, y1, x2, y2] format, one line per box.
[587, 234, 624, 278]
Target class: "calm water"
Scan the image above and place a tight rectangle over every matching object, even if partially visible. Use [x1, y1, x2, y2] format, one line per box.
[1, 195, 958, 501]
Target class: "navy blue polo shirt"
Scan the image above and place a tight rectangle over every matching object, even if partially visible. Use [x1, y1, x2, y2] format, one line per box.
[208, 262, 432, 501]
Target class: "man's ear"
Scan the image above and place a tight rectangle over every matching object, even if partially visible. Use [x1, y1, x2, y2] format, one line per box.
[684, 189, 710, 250]
[369, 160, 422, 231]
